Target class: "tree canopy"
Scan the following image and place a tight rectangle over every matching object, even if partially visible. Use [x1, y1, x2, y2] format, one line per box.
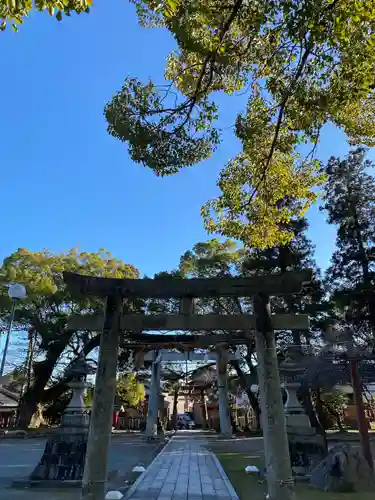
[0, 0, 92, 32]
[116, 372, 145, 407]
[0, 247, 139, 427]
[105, 0, 375, 248]
[322, 147, 375, 341]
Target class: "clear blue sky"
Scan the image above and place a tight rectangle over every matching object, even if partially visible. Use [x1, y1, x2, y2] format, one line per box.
[0, 1, 366, 277]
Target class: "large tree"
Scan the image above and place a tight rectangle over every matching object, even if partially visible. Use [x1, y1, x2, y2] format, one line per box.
[178, 239, 262, 423]
[241, 217, 329, 431]
[322, 147, 375, 338]
[172, 235, 325, 428]
[241, 217, 325, 345]
[0, 248, 139, 428]
[106, 0, 375, 248]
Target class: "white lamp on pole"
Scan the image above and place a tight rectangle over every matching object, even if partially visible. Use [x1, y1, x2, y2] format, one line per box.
[0, 284, 27, 377]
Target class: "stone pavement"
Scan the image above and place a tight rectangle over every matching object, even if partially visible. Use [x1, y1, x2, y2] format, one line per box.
[126, 431, 239, 500]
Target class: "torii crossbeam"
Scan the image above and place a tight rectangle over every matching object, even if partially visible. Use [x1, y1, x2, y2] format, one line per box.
[63, 269, 312, 500]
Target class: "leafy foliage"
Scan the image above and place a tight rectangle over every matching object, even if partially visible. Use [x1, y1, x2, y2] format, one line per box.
[0, 0, 92, 32]
[0, 247, 139, 427]
[105, 78, 220, 176]
[106, 0, 375, 247]
[176, 239, 258, 418]
[116, 372, 145, 407]
[321, 389, 349, 428]
[322, 148, 375, 336]
[241, 216, 326, 346]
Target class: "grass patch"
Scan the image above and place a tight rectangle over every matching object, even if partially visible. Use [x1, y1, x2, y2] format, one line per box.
[216, 452, 374, 500]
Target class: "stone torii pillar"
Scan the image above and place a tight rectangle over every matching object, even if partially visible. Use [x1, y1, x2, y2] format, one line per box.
[254, 293, 295, 500]
[63, 268, 312, 500]
[81, 295, 122, 500]
[216, 347, 232, 437]
[145, 351, 162, 439]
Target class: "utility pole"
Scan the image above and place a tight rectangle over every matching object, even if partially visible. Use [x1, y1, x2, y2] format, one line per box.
[1, 284, 27, 377]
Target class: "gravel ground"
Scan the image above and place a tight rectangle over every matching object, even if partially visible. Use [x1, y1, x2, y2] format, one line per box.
[1, 432, 373, 500]
[0, 435, 166, 500]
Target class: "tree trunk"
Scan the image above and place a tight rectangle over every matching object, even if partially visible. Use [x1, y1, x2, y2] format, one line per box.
[299, 385, 326, 426]
[254, 293, 295, 500]
[230, 358, 261, 430]
[314, 387, 330, 430]
[18, 361, 55, 429]
[17, 327, 72, 428]
[321, 402, 344, 431]
[18, 332, 101, 429]
[336, 413, 344, 431]
[171, 386, 179, 430]
[17, 394, 38, 429]
[200, 389, 208, 429]
[299, 385, 328, 453]
[290, 324, 328, 448]
[29, 404, 46, 428]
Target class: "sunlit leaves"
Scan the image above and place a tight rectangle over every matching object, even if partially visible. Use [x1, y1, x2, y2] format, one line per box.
[0, 0, 92, 31]
[0, 247, 139, 309]
[202, 151, 325, 249]
[106, 0, 375, 248]
[129, 0, 179, 27]
[179, 238, 241, 278]
[0, 248, 139, 421]
[117, 372, 145, 407]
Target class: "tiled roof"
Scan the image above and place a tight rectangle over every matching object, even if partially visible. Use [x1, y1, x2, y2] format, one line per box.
[0, 386, 19, 408]
[0, 391, 18, 407]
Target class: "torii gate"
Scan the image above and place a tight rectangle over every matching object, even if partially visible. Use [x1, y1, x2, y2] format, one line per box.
[141, 348, 242, 437]
[63, 269, 311, 500]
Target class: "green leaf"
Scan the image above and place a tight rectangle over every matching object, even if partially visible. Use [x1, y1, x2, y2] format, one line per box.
[106, 0, 375, 248]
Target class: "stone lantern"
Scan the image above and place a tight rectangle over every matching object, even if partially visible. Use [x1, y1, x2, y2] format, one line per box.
[27, 355, 96, 485]
[279, 348, 326, 477]
[279, 348, 311, 431]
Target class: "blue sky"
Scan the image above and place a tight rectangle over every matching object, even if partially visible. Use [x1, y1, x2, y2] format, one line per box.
[0, 1, 366, 278]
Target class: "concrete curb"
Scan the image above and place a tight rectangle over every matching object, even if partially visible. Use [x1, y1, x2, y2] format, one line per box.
[327, 434, 375, 442]
[211, 451, 240, 499]
[0, 431, 53, 440]
[11, 479, 82, 489]
[124, 436, 173, 499]
[0, 430, 175, 440]
[11, 470, 119, 491]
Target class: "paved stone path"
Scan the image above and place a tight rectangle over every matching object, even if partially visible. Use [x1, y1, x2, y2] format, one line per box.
[126, 431, 239, 500]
